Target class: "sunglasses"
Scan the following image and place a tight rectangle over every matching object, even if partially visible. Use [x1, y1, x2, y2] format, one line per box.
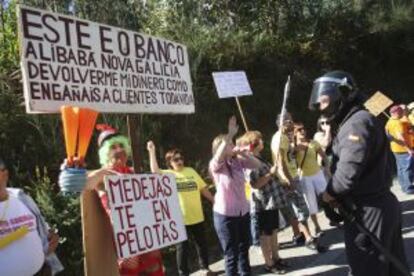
[172, 156, 184, 162]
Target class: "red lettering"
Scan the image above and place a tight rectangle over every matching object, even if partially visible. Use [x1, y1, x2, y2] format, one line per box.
[152, 224, 161, 244]
[152, 200, 162, 222]
[134, 228, 146, 252]
[126, 229, 137, 256]
[143, 226, 154, 248]
[122, 178, 133, 202]
[161, 223, 171, 243]
[131, 178, 141, 200]
[169, 220, 179, 240]
[116, 232, 127, 258]
[109, 179, 123, 204]
[160, 199, 171, 220]
[114, 206, 126, 229]
[148, 176, 157, 198]
[141, 177, 149, 200]
[162, 175, 173, 196]
[125, 205, 136, 228]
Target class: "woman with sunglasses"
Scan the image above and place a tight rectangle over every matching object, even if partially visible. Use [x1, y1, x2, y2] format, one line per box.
[313, 115, 332, 151]
[147, 141, 215, 276]
[293, 122, 330, 237]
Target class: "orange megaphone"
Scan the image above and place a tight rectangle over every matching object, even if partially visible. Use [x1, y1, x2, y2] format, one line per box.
[78, 108, 99, 164]
[61, 106, 79, 165]
[60, 106, 99, 167]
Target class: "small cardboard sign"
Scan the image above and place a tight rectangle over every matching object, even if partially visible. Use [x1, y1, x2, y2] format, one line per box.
[104, 173, 187, 259]
[364, 91, 393, 116]
[212, 71, 253, 98]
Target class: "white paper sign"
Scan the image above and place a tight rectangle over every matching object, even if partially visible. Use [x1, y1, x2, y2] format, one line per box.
[104, 173, 187, 258]
[17, 5, 194, 114]
[212, 71, 253, 98]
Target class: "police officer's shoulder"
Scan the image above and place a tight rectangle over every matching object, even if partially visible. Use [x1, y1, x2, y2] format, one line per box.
[348, 109, 377, 127]
[339, 109, 376, 141]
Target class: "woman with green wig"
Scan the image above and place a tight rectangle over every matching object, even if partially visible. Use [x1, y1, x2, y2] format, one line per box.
[85, 124, 165, 276]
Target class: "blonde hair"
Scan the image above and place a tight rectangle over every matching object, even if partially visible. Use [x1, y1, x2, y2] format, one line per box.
[212, 134, 227, 156]
[238, 131, 262, 150]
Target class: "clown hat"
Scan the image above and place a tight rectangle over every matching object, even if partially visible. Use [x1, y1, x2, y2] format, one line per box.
[96, 124, 120, 147]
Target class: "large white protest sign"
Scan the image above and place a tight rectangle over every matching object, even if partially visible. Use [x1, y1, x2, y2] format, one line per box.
[17, 5, 194, 114]
[104, 173, 187, 258]
[212, 71, 253, 98]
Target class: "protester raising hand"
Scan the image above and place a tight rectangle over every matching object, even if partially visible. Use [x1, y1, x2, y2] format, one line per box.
[227, 115, 239, 139]
[146, 140, 215, 275]
[209, 117, 261, 276]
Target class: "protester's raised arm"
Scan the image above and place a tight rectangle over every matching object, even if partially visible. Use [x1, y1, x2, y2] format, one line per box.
[236, 150, 261, 168]
[147, 141, 161, 173]
[212, 116, 239, 163]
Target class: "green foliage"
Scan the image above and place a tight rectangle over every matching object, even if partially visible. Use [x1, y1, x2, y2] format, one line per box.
[1, 0, 414, 274]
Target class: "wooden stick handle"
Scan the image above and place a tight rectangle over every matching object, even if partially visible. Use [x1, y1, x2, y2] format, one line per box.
[235, 97, 249, 132]
[382, 111, 390, 118]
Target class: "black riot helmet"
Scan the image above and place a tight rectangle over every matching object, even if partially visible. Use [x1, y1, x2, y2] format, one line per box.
[308, 71, 358, 117]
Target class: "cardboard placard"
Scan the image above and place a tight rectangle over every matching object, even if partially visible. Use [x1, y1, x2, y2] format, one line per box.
[212, 71, 253, 98]
[17, 5, 194, 114]
[104, 173, 187, 259]
[81, 191, 119, 276]
[364, 91, 393, 116]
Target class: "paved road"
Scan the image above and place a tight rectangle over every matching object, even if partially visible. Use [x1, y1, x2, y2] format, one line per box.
[192, 183, 414, 276]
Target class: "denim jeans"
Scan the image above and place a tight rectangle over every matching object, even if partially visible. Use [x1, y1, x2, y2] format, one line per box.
[394, 153, 414, 192]
[250, 212, 260, 246]
[213, 212, 251, 276]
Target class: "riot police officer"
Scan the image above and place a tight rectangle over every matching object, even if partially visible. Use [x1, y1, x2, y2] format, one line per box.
[308, 71, 410, 276]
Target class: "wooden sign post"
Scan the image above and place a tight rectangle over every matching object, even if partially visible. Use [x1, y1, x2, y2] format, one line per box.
[212, 71, 253, 132]
[17, 5, 194, 275]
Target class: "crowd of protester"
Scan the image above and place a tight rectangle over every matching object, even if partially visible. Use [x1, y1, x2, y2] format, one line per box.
[145, 113, 338, 275]
[156, 100, 414, 276]
[1, 97, 413, 276]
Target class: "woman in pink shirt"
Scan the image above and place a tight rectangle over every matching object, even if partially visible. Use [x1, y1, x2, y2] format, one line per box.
[209, 116, 260, 276]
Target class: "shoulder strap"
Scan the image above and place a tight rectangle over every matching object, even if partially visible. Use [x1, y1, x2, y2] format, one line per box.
[299, 146, 309, 171]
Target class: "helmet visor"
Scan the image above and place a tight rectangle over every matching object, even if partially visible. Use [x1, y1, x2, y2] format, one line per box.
[308, 77, 343, 110]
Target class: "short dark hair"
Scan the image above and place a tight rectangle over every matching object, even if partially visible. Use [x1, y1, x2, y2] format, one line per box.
[165, 149, 184, 169]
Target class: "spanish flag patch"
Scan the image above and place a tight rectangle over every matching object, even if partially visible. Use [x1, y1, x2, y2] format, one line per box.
[348, 134, 361, 142]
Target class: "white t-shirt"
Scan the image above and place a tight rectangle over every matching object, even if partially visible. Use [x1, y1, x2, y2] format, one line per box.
[0, 194, 45, 276]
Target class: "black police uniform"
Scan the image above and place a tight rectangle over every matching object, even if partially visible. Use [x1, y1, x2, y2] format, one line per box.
[326, 105, 410, 276]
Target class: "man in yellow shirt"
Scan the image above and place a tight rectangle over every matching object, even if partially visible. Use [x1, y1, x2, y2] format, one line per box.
[271, 112, 325, 252]
[385, 105, 414, 194]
